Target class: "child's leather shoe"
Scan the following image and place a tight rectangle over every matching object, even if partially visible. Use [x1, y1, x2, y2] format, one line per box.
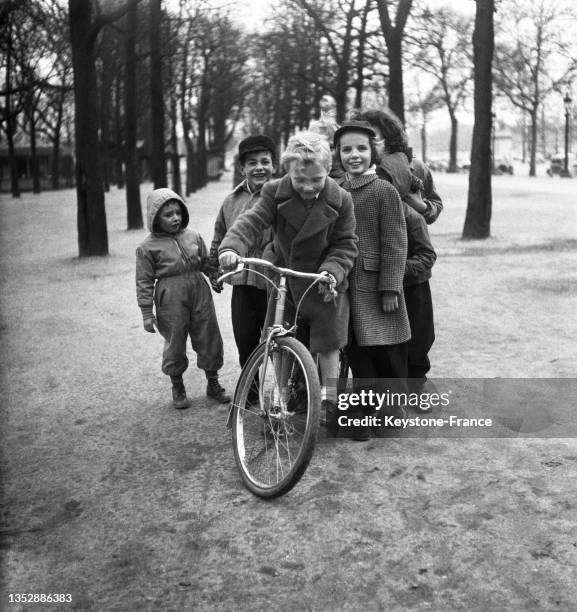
[171, 380, 190, 410]
[206, 378, 231, 404]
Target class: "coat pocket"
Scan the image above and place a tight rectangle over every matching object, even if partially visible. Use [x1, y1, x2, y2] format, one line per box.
[357, 255, 380, 292]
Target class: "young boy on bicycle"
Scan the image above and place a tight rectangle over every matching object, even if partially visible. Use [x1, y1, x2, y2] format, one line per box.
[218, 131, 358, 415]
[136, 188, 230, 409]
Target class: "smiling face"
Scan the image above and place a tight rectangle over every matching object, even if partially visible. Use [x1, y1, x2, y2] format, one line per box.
[156, 201, 182, 234]
[338, 131, 373, 176]
[241, 149, 275, 191]
[287, 160, 328, 201]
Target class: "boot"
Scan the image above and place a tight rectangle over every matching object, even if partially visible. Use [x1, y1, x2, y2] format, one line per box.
[171, 376, 189, 410]
[206, 376, 231, 404]
[322, 399, 339, 437]
[351, 405, 372, 442]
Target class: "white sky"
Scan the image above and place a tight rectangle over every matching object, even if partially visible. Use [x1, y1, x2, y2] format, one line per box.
[228, 0, 475, 29]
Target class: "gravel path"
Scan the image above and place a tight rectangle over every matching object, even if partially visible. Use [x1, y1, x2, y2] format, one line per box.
[1, 171, 576, 610]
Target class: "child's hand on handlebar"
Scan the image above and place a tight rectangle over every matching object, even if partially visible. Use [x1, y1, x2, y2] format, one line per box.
[219, 251, 240, 270]
[318, 271, 338, 303]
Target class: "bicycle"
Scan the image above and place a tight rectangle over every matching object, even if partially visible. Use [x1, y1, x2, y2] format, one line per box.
[218, 257, 337, 499]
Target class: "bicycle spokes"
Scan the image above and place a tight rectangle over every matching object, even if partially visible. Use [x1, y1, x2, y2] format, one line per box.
[231, 337, 321, 498]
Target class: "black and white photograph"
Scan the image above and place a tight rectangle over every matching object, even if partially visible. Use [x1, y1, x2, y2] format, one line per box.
[1, 0, 577, 609]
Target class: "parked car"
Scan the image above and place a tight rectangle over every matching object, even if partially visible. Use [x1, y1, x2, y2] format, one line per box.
[426, 159, 448, 172]
[494, 159, 514, 175]
[547, 155, 577, 177]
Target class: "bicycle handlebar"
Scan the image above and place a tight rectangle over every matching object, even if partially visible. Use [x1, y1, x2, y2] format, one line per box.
[217, 257, 331, 284]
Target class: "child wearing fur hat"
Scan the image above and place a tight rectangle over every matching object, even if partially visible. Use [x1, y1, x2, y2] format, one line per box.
[136, 188, 230, 409]
[209, 135, 277, 367]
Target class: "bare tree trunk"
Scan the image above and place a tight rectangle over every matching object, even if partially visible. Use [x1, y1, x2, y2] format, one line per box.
[463, 0, 494, 240]
[5, 11, 20, 198]
[529, 108, 538, 176]
[69, 0, 108, 256]
[195, 72, 209, 189]
[420, 113, 427, 163]
[114, 78, 124, 188]
[448, 111, 459, 173]
[169, 96, 181, 194]
[334, 10, 354, 123]
[29, 109, 41, 193]
[181, 109, 196, 195]
[376, 0, 413, 125]
[354, 1, 371, 110]
[149, 0, 167, 188]
[51, 92, 64, 190]
[387, 33, 405, 124]
[124, 0, 143, 230]
[521, 112, 527, 162]
[100, 56, 113, 193]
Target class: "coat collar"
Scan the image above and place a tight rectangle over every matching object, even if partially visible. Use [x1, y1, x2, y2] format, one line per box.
[273, 175, 342, 244]
[342, 173, 379, 190]
[232, 178, 263, 197]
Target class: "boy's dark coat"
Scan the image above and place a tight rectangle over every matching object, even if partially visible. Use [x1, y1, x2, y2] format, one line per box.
[219, 174, 358, 350]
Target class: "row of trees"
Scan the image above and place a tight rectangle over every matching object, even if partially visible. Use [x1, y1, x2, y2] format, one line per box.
[1, 0, 253, 254]
[1, 0, 576, 253]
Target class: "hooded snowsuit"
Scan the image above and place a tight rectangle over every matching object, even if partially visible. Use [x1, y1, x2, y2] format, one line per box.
[136, 188, 224, 377]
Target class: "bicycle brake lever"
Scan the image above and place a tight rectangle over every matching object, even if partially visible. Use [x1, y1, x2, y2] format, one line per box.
[217, 261, 245, 284]
[319, 273, 338, 303]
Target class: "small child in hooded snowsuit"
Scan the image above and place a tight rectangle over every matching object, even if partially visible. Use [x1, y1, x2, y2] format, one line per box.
[136, 188, 230, 409]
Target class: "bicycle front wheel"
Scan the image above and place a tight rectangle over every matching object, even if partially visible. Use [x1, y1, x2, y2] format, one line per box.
[231, 336, 321, 498]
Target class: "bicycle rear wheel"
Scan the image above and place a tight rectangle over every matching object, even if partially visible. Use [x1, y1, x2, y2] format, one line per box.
[231, 336, 321, 498]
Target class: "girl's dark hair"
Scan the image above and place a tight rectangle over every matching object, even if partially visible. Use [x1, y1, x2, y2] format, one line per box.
[350, 108, 411, 158]
[334, 129, 380, 167]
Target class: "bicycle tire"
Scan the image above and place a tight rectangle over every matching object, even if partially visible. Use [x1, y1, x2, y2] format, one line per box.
[231, 336, 321, 498]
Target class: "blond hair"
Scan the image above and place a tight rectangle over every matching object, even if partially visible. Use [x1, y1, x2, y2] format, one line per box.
[281, 131, 332, 172]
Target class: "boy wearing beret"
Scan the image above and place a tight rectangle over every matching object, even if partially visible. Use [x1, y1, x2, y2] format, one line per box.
[209, 135, 277, 367]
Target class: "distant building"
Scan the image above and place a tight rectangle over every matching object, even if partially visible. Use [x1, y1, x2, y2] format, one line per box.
[494, 128, 513, 161]
[0, 135, 74, 192]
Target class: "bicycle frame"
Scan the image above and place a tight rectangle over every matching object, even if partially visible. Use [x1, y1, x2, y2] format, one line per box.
[219, 257, 332, 413]
[218, 256, 335, 334]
